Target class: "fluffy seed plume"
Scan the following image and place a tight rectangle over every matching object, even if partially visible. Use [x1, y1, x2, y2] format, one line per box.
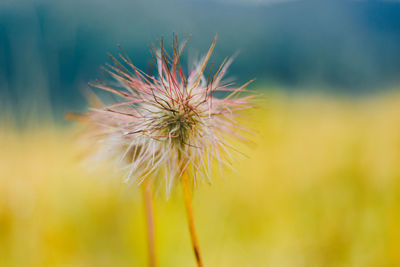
[78, 34, 254, 195]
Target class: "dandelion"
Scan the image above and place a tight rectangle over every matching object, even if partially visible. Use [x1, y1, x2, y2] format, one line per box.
[74, 34, 254, 267]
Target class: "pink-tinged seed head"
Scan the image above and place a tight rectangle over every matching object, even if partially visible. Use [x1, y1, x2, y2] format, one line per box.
[78, 34, 255, 196]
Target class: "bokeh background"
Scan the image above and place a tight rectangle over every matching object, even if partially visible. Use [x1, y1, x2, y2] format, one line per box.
[1, 0, 400, 266]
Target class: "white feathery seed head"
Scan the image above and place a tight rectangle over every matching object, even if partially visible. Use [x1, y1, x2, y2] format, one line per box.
[77, 35, 255, 196]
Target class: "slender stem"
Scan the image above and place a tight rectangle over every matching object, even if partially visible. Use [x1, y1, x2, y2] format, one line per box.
[142, 178, 157, 267]
[181, 171, 204, 267]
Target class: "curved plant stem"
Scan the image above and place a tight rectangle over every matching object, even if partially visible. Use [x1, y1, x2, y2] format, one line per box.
[142, 179, 157, 267]
[182, 171, 204, 267]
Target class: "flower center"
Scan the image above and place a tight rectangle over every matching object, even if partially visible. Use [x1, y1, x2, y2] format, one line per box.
[159, 107, 200, 148]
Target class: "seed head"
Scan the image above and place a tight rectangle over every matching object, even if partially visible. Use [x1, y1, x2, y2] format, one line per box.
[79, 35, 254, 195]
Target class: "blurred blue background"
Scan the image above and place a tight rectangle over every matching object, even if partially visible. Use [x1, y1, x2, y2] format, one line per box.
[1, 0, 400, 117]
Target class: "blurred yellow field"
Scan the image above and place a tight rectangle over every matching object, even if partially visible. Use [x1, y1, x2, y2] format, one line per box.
[1, 92, 400, 267]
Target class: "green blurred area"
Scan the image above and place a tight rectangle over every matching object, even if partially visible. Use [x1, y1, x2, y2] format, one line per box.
[1, 93, 400, 266]
[2, 0, 400, 120]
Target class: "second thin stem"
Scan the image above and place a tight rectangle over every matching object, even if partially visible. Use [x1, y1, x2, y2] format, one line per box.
[181, 171, 204, 267]
[142, 178, 157, 267]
